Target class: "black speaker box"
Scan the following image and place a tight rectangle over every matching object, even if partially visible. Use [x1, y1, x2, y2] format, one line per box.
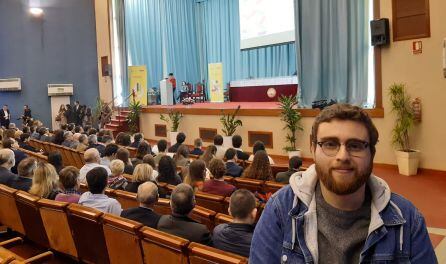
[370, 18, 390, 46]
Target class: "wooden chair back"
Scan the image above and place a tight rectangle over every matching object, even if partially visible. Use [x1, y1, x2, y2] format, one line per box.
[194, 191, 226, 214]
[153, 198, 171, 215]
[233, 178, 264, 193]
[0, 185, 25, 234]
[263, 181, 286, 194]
[190, 206, 216, 232]
[188, 242, 248, 264]
[214, 213, 233, 226]
[113, 190, 138, 210]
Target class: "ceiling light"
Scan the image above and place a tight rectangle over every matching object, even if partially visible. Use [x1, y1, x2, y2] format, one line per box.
[29, 7, 44, 17]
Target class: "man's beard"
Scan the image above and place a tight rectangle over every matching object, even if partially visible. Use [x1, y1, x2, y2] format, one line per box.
[315, 160, 372, 195]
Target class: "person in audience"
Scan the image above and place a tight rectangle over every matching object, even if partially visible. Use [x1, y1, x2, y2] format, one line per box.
[100, 143, 119, 167]
[10, 157, 36, 191]
[67, 123, 76, 133]
[130, 133, 144, 148]
[74, 125, 83, 134]
[121, 181, 161, 228]
[40, 127, 53, 142]
[83, 107, 93, 127]
[55, 166, 81, 203]
[87, 128, 97, 136]
[173, 144, 190, 167]
[62, 131, 77, 149]
[0, 148, 17, 186]
[115, 132, 131, 146]
[56, 104, 67, 126]
[275, 156, 303, 184]
[203, 159, 235, 196]
[87, 134, 105, 156]
[0, 105, 11, 129]
[168, 132, 186, 153]
[18, 133, 38, 152]
[213, 134, 227, 159]
[48, 151, 64, 174]
[108, 159, 128, 190]
[79, 167, 122, 215]
[101, 135, 113, 145]
[125, 163, 155, 193]
[242, 150, 273, 181]
[156, 155, 182, 186]
[248, 141, 275, 164]
[190, 138, 204, 156]
[213, 189, 257, 257]
[97, 130, 105, 143]
[157, 183, 212, 245]
[132, 141, 151, 166]
[154, 139, 168, 165]
[224, 148, 243, 177]
[21, 127, 30, 134]
[30, 126, 40, 139]
[53, 129, 65, 145]
[79, 148, 111, 183]
[142, 154, 159, 179]
[250, 104, 437, 263]
[116, 147, 134, 174]
[199, 145, 217, 168]
[76, 134, 89, 152]
[29, 162, 61, 199]
[2, 138, 27, 174]
[184, 159, 206, 192]
[232, 135, 249, 161]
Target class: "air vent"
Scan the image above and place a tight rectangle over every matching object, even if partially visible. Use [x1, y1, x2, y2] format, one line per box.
[48, 84, 74, 96]
[0, 78, 21, 91]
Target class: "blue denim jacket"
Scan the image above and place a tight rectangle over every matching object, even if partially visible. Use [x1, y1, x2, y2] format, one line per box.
[250, 165, 437, 264]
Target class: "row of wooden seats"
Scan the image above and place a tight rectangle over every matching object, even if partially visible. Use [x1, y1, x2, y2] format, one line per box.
[0, 237, 53, 263]
[0, 184, 246, 264]
[27, 139, 86, 169]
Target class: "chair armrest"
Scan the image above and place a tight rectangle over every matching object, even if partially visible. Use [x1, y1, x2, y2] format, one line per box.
[0, 237, 23, 248]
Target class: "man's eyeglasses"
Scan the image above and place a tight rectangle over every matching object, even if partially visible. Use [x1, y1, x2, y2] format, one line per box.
[316, 139, 370, 157]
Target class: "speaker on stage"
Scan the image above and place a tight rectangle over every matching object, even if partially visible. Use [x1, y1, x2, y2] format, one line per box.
[370, 18, 389, 46]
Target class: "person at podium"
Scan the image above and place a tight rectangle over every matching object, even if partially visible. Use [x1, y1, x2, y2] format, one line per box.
[167, 73, 177, 104]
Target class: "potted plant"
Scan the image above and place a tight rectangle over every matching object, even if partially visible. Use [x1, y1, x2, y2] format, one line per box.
[160, 110, 183, 144]
[278, 95, 303, 158]
[389, 83, 420, 176]
[92, 97, 105, 128]
[220, 105, 243, 148]
[127, 99, 142, 134]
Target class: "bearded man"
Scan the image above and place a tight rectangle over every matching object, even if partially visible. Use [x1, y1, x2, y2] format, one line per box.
[250, 104, 436, 263]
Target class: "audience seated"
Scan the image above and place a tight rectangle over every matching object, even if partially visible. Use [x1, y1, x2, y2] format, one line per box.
[224, 148, 243, 177]
[115, 132, 131, 146]
[29, 162, 61, 199]
[76, 134, 89, 151]
[153, 139, 168, 165]
[232, 135, 249, 161]
[100, 143, 119, 167]
[10, 157, 35, 191]
[0, 148, 17, 186]
[203, 159, 235, 196]
[174, 144, 190, 167]
[130, 133, 144, 148]
[275, 156, 302, 184]
[2, 138, 27, 174]
[168, 132, 186, 153]
[53, 129, 65, 145]
[156, 155, 182, 186]
[142, 154, 159, 179]
[157, 183, 212, 245]
[87, 135, 105, 156]
[213, 189, 257, 257]
[200, 145, 216, 168]
[18, 133, 38, 152]
[184, 160, 206, 192]
[190, 138, 204, 156]
[48, 151, 64, 174]
[79, 167, 122, 215]
[62, 131, 78, 149]
[108, 159, 128, 190]
[116, 147, 134, 174]
[242, 150, 273, 181]
[213, 135, 227, 160]
[125, 163, 155, 193]
[121, 181, 161, 228]
[132, 141, 151, 166]
[55, 166, 81, 203]
[248, 141, 275, 164]
[79, 148, 111, 183]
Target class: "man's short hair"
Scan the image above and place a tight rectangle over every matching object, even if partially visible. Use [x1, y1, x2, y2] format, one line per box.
[86, 167, 108, 194]
[59, 166, 80, 189]
[22, 127, 30, 134]
[194, 138, 202, 148]
[208, 158, 226, 179]
[78, 134, 87, 144]
[229, 189, 256, 219]
[134, 133, 143, 142]
[17, 157, 36, 177]
[232, 135, 242, 148]
[64, 131, 73, 140]
[310, 103, 379, 156]
[2, 138, 14, 149]
[88, 128, 97, 136]
[88, 135, 98, 145]
[157, 139, 167, 152]
[224, 148, 237, 160]
[252, 141, 265, 154]
[110, 159, 125, 176]
[0, 148, 15, 166]
[176, 132, 186, 144]
[213, 134, 223, 146]
[84, 148, 100, 163]
[103, 143, 119, 157]
[74, 126, 82, 133]
[289, 156, 302, 170]
[170, 183, 195, 215]
[67, 123, 75, 132]
[137, 182, 159, 205]
[20, 133, 30, 142]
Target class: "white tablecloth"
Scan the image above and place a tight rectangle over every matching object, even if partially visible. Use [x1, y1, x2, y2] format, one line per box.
[230, 76, 298, 87]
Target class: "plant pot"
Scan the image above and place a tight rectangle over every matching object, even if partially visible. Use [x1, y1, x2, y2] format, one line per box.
[395, 149, 420, 176]
[288, 150, 302, 159]
[169, 131, 179, 145]
[223, 136, 233, 148]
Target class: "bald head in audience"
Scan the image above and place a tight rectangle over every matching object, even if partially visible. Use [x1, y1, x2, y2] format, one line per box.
[84, 148, 101, 164]
[0, 148, 15, 170]
[137, 182, 159, 207]
[170, 183, 196, 216]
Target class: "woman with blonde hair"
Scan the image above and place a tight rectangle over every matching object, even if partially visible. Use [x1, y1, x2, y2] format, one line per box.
[29, 162, 61, 199]
[124, 163, 154, 193]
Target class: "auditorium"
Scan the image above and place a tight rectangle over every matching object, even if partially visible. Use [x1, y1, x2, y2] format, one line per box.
[0, 0, 445, 263]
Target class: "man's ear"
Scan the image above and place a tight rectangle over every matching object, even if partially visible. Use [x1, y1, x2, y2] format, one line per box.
[251, 208, 258, 220]
[228, 206, 232, 217]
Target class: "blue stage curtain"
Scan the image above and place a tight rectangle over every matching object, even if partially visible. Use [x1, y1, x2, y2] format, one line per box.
[295, 0, 370, 107]
[195, 0, 296, 95]
[124, 0, 163, 91]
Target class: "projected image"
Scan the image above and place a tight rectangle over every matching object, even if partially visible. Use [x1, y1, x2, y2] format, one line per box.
[239, 0, 295, 49]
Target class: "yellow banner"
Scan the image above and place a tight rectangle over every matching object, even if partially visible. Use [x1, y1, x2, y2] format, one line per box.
[129, 65, 148, 106]
[208, 63, 224, 102]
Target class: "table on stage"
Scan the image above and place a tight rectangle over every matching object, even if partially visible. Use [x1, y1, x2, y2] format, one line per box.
[229, 76, 298, 102]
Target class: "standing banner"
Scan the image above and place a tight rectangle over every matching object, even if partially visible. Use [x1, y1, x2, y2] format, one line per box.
[128, 65, 148, 105]
[208, 63, 224, 102]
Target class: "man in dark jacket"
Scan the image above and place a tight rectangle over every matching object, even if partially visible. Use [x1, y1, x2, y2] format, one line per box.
[168, 132, 186, 153]
[18, 133, 38, 152]
[232, 135, 249, 161]
[2, 138, 27, 174]
[0, 148, 17, 186]
[213, 189, 257, 257]
[224, 148, 243, 177]
[0, 105, 11, 129]
[275, 156, 302, 184]
[10, 157, 36, 191]
[157, 183, 212, 245]
[121, 182, 161, 228]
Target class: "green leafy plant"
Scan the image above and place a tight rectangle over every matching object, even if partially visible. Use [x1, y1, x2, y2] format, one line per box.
[389, 83, 416, 152]
[160, 110, 183, 132]
[92, 98, 105, 128]
[127, 100, 142, 134]
[279, 95, 303, 151]
[220, 105, 243, 136]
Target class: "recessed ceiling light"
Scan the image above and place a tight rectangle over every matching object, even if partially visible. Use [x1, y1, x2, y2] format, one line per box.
[29, 7, 44, 16]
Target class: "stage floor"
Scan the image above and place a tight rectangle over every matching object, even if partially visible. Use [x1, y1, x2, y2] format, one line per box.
[146, 101, 280, 109]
